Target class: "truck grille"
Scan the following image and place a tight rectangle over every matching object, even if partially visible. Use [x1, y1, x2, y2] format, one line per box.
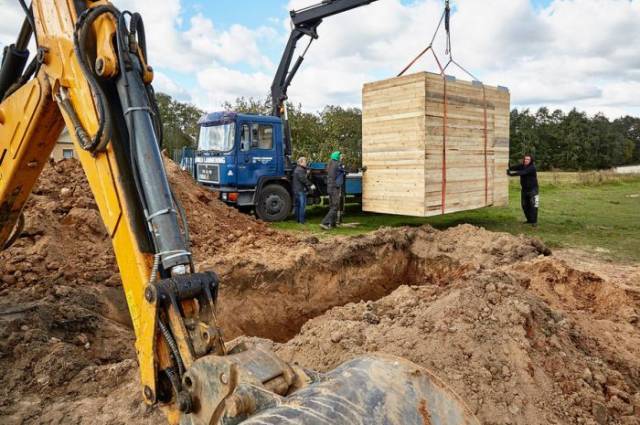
[197, 163, 220, 184]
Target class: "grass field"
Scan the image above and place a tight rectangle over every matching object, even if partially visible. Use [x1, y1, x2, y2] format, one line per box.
[273, 174, 640, 262]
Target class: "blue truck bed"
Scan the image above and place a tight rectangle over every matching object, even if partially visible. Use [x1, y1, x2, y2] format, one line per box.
[309, 162, 362, 196]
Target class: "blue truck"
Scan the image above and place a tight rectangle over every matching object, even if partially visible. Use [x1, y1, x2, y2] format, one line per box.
[193, 1, 374, 221]
[194, 111, 362, 221]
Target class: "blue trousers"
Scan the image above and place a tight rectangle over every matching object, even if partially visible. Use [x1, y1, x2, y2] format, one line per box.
[294, 192, 307, 224]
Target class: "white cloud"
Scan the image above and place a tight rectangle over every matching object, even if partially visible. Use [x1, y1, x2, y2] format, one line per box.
[0, 3, 36, 56]
[184, 15, 275, 69]
[194, 66, 271, 111]
[1, 0, 638, 117]
[117, 0, 276, 72]
[273, 0, 640, 117]
[116, 0, 278, 110]
[153, 71, 192, 101]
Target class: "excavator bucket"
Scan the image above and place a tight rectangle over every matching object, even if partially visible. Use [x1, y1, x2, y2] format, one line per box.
[238, 354, 478, 425]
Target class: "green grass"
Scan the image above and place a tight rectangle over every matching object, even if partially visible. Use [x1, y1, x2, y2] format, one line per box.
[273, 174, 640, 262]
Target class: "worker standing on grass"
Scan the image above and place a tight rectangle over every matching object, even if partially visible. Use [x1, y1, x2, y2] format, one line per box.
[507, 154, 539, 227]
[292, 157, 315, 224]
[320, 151, 345, 230]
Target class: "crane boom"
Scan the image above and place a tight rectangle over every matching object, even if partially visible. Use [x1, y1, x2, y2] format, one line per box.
[270, 0, 378, 157]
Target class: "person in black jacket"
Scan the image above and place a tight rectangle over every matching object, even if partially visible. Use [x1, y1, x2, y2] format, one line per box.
[320, 151, 345, 230]
[507, 154, 539, 226]
[292, 157, 315, 224]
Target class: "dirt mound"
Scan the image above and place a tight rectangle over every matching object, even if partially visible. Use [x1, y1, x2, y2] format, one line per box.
[0, 160, 117, 293]
[0, 283, 160, 423]
[1, 159, 638, 425]
[163, 158, 298, 259]
[0, 158, 297, 424]
[513, 258, 639, 322]
[275, 259, 640, 425]
[0, 158, 296, 292]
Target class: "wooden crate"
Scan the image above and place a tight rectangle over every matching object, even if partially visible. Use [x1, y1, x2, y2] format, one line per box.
[362, 72, 510, 217]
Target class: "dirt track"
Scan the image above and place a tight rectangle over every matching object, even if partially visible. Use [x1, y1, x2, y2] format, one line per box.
[1, 159, 638, 425]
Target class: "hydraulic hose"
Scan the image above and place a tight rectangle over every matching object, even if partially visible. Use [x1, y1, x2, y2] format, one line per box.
[171, 188, 191, 252]
[158, 319, 186, 378]
[72, 5, 118, 153]
[15, 16, 32, 50]
[0, 15, 33, 101]
[114, 11, 192, 273]
[17, 0, 35, 34]
[0, 44, 29, 101]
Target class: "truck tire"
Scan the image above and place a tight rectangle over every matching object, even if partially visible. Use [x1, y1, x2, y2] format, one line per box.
[256, 184, 292, 222]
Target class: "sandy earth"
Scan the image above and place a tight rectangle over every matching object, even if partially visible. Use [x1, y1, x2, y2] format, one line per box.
[0, 159, 638, 425]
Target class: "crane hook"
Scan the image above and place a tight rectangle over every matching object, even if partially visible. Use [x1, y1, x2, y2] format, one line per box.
[445, 0, 451, 33]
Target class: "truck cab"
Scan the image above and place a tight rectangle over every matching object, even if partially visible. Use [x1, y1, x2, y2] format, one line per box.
[195, 111, 293, 221]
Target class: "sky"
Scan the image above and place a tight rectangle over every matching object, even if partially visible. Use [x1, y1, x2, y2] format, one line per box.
[1, 0, 639, 117]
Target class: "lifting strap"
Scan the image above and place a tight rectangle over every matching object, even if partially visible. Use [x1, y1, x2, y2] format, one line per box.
[397, 0, 449, 78]
[482, 86, 489, 205]
[397, 0, 491, 212]
[442, 76, 448, 214]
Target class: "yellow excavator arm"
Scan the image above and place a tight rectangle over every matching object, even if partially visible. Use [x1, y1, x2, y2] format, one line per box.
[0, 2, 221, 422]
[0, 1, 478, 424]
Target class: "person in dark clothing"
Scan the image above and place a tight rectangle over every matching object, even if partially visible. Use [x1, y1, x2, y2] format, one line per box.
[292, 157, 315, 224]
[320, 151, 345, 230]
[507, 154, 539, 226]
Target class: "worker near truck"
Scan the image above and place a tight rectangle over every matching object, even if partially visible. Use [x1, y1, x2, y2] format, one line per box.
[507, 154, 539, 226]
[320, 151, 345, 230]
[292, 157, 315, 224]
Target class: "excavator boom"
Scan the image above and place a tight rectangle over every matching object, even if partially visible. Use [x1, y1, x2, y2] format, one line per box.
[0, 1, 478, 424]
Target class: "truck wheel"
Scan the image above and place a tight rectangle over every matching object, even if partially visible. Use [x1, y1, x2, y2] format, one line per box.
[256, 184, 292, 222]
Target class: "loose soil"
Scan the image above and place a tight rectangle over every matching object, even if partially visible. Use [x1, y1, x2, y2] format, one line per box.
[0, 159, 638, 425]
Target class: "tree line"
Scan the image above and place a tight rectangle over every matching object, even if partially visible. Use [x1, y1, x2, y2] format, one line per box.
[510, 108, 639, 171]
[156, 92, 640, 171]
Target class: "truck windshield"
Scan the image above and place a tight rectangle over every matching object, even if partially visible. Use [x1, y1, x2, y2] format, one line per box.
[198, 123, 235, 152]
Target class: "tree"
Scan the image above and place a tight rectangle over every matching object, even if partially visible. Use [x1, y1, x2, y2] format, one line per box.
[510, 107, 638, 170]
[613, 116, 640, 163]
[222, 96, 271, 115]
[155, 93, 205, 153]
[318, 106, 362, 169]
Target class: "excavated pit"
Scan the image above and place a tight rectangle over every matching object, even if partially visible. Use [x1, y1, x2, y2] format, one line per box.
[210, 225, 549, 342]
[1, 159, 638, 425]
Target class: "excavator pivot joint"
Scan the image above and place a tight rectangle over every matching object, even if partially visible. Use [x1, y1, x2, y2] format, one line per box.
[144, 385, 155, 403]
[155, 272, 219, 306]
[144, 285, 156, 303]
